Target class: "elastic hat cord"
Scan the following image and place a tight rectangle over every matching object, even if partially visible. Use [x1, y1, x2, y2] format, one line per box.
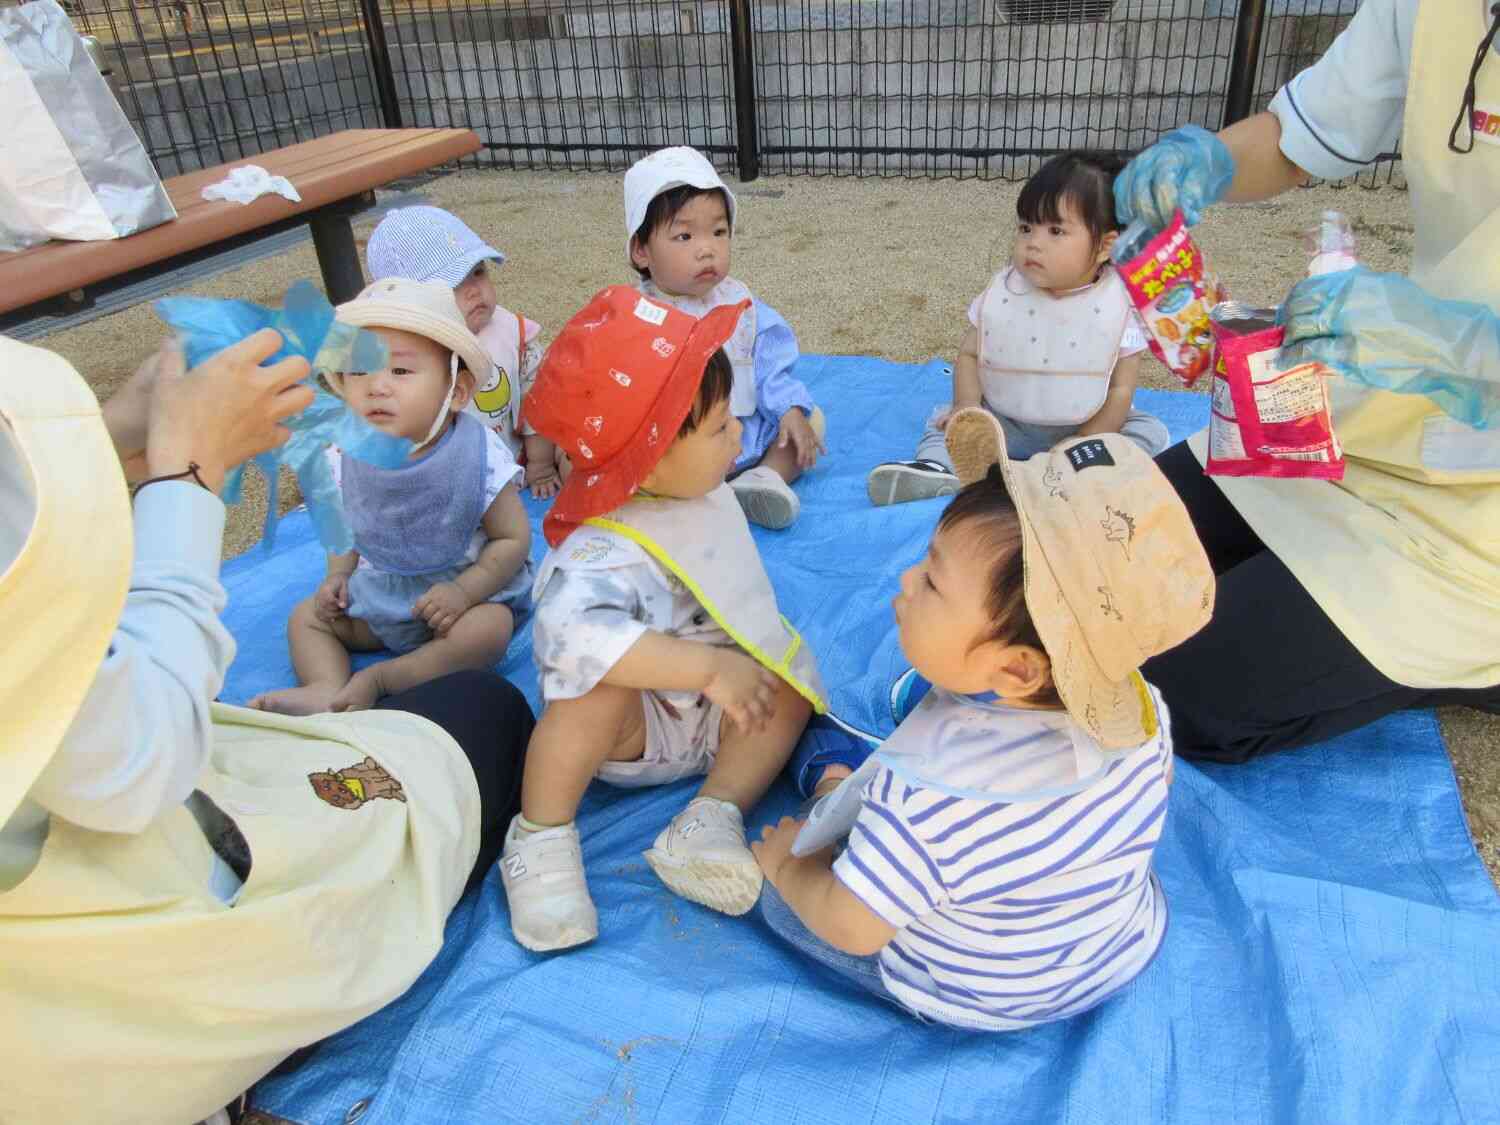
[1447, 2, 1500, 154]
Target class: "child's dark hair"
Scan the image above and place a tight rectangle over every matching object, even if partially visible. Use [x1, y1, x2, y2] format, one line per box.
[937, 467, 1063, 708]
[679, 348, 734, 435]
[630, 184, 734, 279]
[1016, 151, 1129, 248]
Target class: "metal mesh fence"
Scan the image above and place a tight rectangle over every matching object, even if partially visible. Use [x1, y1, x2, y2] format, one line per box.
[72, 0, 382, 177]
[57, 0, 1398, 184]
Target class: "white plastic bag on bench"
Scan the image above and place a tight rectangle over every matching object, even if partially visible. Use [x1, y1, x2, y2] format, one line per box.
[0, 0, 176, 252]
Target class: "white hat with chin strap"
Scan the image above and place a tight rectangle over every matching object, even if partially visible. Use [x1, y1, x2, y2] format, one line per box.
[0, 337, 133, 826]
[622, 146, 738, 255]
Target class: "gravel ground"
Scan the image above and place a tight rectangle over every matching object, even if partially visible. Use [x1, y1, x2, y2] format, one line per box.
[33, 166, 1497, 885]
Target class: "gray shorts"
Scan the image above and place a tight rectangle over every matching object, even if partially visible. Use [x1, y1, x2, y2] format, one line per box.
[915, 403, 1171, 465]
[595, 689, 726, 788]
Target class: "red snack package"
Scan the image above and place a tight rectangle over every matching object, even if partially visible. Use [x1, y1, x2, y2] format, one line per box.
[1112, 211, 1227, 387]
[1204, 302, 1345, 480]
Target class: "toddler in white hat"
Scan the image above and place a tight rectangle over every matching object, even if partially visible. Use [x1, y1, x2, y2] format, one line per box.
[624, 146, 825, 529]
[367, 204, 565, 499]
[250, 278, 533, 715]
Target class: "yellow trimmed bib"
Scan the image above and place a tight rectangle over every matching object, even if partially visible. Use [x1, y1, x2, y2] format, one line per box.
[585, 484, 827, 712]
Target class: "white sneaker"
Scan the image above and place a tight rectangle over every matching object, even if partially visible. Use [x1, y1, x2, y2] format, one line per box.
[643, 797, 763, 916]
[866, 459, 960, 506]
[498, 816, 598, 952]
[729, 466, 800, 529]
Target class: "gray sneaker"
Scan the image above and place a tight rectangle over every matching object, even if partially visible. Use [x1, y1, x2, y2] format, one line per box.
[644, 797, 763, 915]
[866, 459, 960, 506]
[729, 466, 800, 529]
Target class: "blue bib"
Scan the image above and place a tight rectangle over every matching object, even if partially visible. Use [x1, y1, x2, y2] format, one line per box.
[341, 412, 487, 576]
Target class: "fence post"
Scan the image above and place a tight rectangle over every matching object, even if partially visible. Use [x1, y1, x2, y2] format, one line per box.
[358, 0, 403, 129]
[726, 0, 760, 181]
[1222, 0, 1270, 127]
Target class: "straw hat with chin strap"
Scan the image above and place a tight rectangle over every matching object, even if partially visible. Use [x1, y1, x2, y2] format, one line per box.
[0, 336, 133, 826]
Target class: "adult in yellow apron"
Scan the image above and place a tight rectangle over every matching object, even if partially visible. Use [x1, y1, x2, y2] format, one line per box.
[1120, 0, 1500, 761]
[0, 338, 533, 1124]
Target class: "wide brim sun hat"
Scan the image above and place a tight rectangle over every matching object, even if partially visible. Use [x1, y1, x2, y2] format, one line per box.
[945, 408, 1214, 750]
[523, 285, 750, 546]
[0, 337, 133, 825]
[328, 277, 494, 395]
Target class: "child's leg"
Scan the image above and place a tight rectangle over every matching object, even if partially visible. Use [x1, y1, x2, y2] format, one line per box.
[758, 881, 893, 1003]
[755, 435, 806, 486]
[867, 405, 960, 507]
[646, 677, 812, 916]
[520, 682, 648, 827]
[332, 603, 514, 712]
[1118, 409, 1172, 457]
[501, 682, 648, 952]
[698, 676, 812, 812]
[248, 597, 381, 715]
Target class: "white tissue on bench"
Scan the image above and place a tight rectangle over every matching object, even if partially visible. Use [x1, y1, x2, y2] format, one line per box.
[201, 165, 301, 205]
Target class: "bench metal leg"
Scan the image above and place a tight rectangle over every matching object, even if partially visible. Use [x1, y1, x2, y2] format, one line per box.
[309, 210, 365, 304]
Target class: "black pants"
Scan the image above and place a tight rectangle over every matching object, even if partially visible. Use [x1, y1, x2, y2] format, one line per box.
[1142, 443, 1500, 764]
[375, 668, 533, 889]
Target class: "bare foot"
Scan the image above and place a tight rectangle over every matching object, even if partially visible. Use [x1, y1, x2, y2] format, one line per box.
[812, 764, 853, 799]
[330, 667, 384, 713]
[248, 683, 342, 716]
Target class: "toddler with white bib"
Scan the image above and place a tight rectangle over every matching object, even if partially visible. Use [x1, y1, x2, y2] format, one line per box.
[624, 146, 826, 529]
[250, 279, 533, 715]
[754, 410, 1213, 1030]
[499, 285, 823, 953]
[367, 205, 565, 499]
[868, 151, 1170, 506]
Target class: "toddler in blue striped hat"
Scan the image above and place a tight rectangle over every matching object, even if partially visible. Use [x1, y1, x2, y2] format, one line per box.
[367, 205, 565, 498]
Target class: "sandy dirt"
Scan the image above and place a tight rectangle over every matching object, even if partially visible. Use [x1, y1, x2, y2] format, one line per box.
[30, 166, 1496, 885]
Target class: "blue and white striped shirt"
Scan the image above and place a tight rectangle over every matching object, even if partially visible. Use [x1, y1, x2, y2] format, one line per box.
[832, 689, 1173, 1031]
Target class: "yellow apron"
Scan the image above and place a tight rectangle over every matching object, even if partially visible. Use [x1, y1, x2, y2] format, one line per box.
[0, 340, 482, 1125]
[1190, 0, 1500, 689]
[584, 483, 827, 712]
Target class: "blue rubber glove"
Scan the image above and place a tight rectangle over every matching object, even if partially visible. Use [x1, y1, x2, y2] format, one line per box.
[1113, 125, 1236, 230]
[1278, 267, 1500, 430]
[155, 281, 412, 551]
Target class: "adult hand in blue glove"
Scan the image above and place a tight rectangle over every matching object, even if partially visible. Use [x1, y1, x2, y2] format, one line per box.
[1277, 267, 1500, 430]
[1113, 125, 1236, 230]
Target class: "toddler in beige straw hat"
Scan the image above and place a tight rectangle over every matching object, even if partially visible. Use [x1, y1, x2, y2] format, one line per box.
[250, 278, 533, 715]
[751, 409, 1213, 1030]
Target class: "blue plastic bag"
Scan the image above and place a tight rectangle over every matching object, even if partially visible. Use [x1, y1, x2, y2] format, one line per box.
[154, 281, 411, 552]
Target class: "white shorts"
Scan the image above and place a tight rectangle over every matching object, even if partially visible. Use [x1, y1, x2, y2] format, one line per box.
[595, 689, 725, 788]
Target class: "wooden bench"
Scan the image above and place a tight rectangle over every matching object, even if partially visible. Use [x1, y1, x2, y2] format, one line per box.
[0, 127, 482, 318]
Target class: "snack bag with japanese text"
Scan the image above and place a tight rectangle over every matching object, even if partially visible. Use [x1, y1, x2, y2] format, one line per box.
[1205, 304, 1344, 480]
[1111, 211, 1227, 386]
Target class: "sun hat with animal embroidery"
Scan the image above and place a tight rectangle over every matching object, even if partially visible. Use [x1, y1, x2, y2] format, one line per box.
[523, 284, 750, 547]
[945, 408, 1215, 749]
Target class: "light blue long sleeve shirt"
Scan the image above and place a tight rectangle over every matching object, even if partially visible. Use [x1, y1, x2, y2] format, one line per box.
[736, 298, 816, 471]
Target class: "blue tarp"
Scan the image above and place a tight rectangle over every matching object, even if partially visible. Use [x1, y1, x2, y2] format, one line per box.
[228, 359, 1500, 1125]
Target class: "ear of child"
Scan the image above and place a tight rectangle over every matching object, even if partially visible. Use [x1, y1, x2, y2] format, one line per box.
[983, 641, 1054, 703]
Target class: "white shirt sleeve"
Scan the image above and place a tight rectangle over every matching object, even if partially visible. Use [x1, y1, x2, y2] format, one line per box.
[28, 482, 235, 835]
[482, 428, 523, 504]
[1267, 0, 1416, 181]
[531, 564, 652, 702]
[832, 768, 949, 928]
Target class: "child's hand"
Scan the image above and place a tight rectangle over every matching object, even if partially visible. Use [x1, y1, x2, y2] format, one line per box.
[526, 460, 562, 499]
[313, 573, 350, 622]
[929, 407, 953, 432]
[413, 581, 473, 637]
[777, 409, 826, 471]
[704, 649, 778, 734]
[751, 815, 803, 886]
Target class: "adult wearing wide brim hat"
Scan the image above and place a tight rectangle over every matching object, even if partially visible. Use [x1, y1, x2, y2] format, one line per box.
[1113, 0, 1500, 762]
[0, 330, 532, 1124]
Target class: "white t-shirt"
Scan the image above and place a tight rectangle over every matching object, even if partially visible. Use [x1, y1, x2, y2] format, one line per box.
[530, 533, 732, 705]
[833, 686, 1173, 1031]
